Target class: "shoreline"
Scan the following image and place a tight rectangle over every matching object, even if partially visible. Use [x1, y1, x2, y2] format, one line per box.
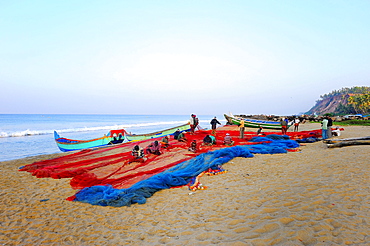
[0, 122, 321, 165]
[1, 123, 369, 245]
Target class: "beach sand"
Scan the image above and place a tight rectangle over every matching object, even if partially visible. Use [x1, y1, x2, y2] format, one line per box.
[1, 123, 369, 245]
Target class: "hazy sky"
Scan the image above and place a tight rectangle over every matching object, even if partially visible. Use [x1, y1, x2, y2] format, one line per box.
[1, 0, 369, 115]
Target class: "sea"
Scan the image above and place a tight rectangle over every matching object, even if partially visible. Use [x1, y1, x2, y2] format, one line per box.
[0, 114, 226, 162]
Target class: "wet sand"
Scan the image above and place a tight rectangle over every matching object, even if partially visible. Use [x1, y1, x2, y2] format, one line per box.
[1, 123, 369, 245]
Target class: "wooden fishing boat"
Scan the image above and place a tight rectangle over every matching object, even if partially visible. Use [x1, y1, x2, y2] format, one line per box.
[224, 113, 289, 130]
[325, 136, 370, 148]
[125, 123, 191, 142]
[54, 129, 126, 152]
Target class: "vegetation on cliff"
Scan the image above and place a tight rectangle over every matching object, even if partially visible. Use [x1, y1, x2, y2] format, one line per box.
[334, 120, 370, 126]
[306, 86, 370, 116]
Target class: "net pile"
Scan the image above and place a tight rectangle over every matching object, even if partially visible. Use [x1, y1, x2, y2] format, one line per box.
[19, 126, 320, 207]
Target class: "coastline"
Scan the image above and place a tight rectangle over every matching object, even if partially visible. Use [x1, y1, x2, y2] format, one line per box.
[1, 123, 369, 245]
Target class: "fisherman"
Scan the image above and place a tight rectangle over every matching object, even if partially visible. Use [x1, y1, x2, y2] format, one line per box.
[210, 116, 221, 135]
[189, 114, 197, 134]
[223, 133, 234, 146]
[173, 129, 181, 140]
[293, 117, 300, 132]
[146, 140, 162, 155]
[281, 118, 288, 135]
[188, 140, 197, 153]
[239, 118, 245, 139]
[195, 116, 200, 130]
[108, 134, 118, 145]
[129, 145, 147, 163]
[177, 131, 187, 142]
[321, 117, 329, 139]
[202, 135, 215, 146]
[332, 126, 341, 136]
[327, 117, 333, 138]
[257, 126, 263, 135]
[160, 135, 170, 148]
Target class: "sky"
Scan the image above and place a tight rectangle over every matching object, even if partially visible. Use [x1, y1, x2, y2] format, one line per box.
[1, 0, 369, 116]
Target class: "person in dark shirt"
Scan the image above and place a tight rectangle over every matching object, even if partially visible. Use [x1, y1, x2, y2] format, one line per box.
[173, 129, 181, 140]
[327, 117, 333, 138]
[210, 117, 221, 135]
[177, 131, 187, 142]
[202, 135, 214, 146]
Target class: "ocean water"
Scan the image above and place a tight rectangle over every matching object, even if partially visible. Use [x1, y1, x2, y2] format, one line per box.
[0, 114, 226, 162]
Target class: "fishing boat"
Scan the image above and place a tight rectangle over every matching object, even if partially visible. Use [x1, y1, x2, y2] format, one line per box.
[224, 113, 289, 130]
[54, 129, 127, 152]
[125, 123, 191, 142]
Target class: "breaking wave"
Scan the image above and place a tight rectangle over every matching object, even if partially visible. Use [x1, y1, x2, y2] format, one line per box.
[0, 120, 194, 138]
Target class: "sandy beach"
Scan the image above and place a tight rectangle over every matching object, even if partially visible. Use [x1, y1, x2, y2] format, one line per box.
[1, 123, 369, 245]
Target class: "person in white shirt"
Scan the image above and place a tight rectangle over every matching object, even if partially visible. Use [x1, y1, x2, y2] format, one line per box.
[293, 118, 300, 132]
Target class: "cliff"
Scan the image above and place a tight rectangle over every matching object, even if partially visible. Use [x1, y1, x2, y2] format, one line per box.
[305, 86, 370, 116]
[305, 94, 349, 115]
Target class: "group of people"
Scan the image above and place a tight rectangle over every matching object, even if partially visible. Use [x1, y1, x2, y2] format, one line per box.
[131, 114, 337, 163]
[129, 134, 171, 163]
[129, 140, 164, 163]
[129, 115, 235, 163]
[238, 119, 263, 138]
[321, 116, 337, 139]
[280, 117, 302, 135]
[280, 118, 289, 135]
[237, 116, 302, 138]
[281, 116, 338, 140]
[199, 133, 234, 147]
[131, 113, 340, 163]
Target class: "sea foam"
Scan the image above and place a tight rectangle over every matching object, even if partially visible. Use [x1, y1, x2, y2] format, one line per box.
[0, 120, 191, 138]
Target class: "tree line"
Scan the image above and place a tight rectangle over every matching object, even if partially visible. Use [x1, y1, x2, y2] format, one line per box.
[319, 86, 370, 100]
[317, 86, 370, 115]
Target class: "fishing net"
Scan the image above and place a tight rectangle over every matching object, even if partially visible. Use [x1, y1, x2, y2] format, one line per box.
[19, 126, 322, 207]
[72, 145, 254, 207]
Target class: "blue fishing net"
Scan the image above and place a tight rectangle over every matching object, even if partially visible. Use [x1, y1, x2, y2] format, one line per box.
[74, 139, 298, 207]
[296, 137, 319, 143]
[265, 134, 290, 140]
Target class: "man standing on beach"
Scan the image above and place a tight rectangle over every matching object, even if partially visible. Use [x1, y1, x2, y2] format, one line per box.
[293, 117, 300, 132]
[189, 114, 196, 134]
[210, 116, 221, 135]
[327, 116, 333, 138]
[281, 118, 288, 135]
[321, 117, 328, 139]
[239, 118, 245, 139]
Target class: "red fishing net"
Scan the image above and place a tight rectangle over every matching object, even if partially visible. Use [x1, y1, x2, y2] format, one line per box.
[20, 126, 322, 192]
